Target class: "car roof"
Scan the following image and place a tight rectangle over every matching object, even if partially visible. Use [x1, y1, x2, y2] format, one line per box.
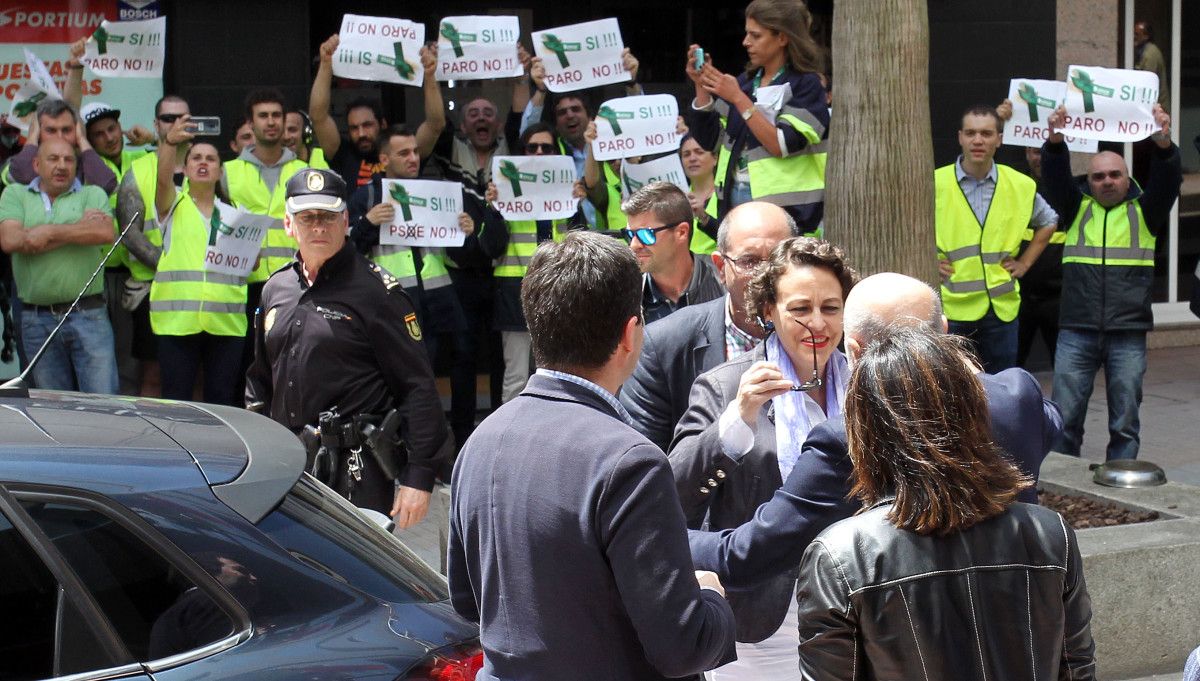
[0, 391, 305, 523]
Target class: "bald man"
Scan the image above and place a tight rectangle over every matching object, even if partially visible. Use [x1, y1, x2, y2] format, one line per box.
[1041, 105, 1181, 461]
[686, 272, 1061, 590]
[621, 201, 794, 451]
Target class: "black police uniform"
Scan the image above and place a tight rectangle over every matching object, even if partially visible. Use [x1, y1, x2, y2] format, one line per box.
[245, 169, 451, 513]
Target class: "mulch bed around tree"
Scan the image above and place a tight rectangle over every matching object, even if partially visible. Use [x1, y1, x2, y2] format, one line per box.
[1038, 488, 1161, 529]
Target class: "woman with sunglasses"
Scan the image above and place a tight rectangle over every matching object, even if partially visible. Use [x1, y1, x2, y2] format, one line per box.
[669, 236, 855, 679]
[680, 133, 719, 255]
[149, 114, 246, 405]
[795, 326, 1095, 680]
[686, 0, 828, 234]
[486, 122, 588, 403]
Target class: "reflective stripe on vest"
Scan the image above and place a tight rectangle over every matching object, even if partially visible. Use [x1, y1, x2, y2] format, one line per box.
[100, 149, 147, 269]
[934, 163, 1035, 322]
[603, 161, 627, 232]
[495, 220, 542, 279]
[371, 243, 421, 288]
[224, 157, 307, 282]
[1063, 200, 1155, 266]
[711, 113, 826, 211]
[149, 195, 248, 337]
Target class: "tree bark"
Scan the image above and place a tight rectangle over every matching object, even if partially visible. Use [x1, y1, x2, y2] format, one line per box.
[825, 0, 936, 286]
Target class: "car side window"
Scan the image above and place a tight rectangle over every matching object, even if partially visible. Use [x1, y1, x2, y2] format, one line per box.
[19, 499, 238, 662]
[0, 508, 120, 679]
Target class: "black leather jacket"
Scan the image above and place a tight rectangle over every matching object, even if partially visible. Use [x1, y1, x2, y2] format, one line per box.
[796, 501, 1096, 680]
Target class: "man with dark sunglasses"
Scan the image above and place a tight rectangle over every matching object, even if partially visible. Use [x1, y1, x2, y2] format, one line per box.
[622, 182, 722, 325]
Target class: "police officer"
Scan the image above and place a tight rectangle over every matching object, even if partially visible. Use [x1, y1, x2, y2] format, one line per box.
[245, 168, 452, 527]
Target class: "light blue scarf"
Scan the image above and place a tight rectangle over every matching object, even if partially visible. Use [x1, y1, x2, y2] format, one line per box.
[768, 333, 847, 482]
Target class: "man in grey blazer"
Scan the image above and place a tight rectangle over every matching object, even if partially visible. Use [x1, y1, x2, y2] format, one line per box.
[620, 202, 795, 451]
[448, 231, 737, 680]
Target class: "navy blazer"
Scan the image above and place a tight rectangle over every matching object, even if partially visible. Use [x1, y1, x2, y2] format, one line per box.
[689, 368, 1062, 589]
[621, 297, 728, 452]
[448, 373, 737, 680]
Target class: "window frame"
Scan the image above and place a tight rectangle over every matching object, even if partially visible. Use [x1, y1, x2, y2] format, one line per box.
[2, 483, 254, 675]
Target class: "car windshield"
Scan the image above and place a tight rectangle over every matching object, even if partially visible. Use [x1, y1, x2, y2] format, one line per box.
[256, 474, 448, 604]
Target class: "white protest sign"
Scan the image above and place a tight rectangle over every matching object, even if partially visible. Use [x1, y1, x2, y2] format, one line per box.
[81, 17, 166, 78]
[1062, 65, 1159, 142]
[7, 50, 63, 133]
[1002, 79, 1098, 153]
[333, 14, 425, 87]
[592, 94, 681, 161]
[204, 205, 272, 279]
[380, 179, 465, 246]
[620, 155, 689, 198]
[490, 155, 578, 220]
[435, 16, 523, 81]
[532, 18, 628, 93]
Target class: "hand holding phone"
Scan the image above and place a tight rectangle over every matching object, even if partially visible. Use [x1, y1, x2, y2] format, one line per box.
[693, 47, 705, 70]
[188, 116, 221, 137]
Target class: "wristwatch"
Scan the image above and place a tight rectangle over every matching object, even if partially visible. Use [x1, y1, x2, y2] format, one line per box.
[741, 104, 756, 121]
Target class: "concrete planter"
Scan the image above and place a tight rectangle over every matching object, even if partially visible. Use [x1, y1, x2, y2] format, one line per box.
[1039, 453, 1200, 679]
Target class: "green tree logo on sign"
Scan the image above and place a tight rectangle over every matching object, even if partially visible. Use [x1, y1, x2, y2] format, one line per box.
[13, 91, 46, 118]
[499, 161, 537, 197]
[597, 106, 634, 135]
[1070, 69, 1114, 113]
[389, 184, 427, 221]
[541, 34, 582, 68]
[378, 42, 416, 80]
[440, 23, 477, 58]
[1017, 82, 1056, 122]
[91, 25, 126, 55]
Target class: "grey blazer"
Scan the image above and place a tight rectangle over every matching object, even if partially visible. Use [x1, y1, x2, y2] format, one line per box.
[621, 297, 727, 452]
[667, 345, 796, 643]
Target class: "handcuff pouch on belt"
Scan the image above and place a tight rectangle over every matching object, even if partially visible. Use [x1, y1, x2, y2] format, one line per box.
[300, 408, 404, 488]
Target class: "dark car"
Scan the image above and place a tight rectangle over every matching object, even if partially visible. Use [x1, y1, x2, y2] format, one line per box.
[0, 389, 481, 681]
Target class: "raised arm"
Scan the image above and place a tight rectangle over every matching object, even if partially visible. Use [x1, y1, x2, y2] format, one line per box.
[155, 116, 191, 221]
[63, 38, 86, 112]
[415, 45, 446, 160]
[309, 34, 343, 158]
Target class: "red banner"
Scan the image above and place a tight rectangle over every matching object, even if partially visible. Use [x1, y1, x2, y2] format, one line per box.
[0, 1, 117, 45]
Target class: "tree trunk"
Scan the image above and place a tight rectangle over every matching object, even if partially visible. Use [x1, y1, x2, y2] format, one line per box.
[825, 0, 936, 286]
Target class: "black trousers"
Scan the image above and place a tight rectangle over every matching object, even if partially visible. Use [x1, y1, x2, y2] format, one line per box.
[448, 268, 503, 448]
[1017, 292, 1061, 369]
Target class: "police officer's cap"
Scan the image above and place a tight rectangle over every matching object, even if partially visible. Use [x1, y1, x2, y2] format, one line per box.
[285, 168, 346, 213]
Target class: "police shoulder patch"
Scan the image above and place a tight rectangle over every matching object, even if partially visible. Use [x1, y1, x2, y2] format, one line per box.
[404, 312, 423, 341]
[369, 262, 402, 290]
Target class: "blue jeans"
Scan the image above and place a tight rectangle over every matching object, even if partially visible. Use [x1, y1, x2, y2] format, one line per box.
[1052, 328, 1146, 461]
[158, 333, 245, 406]
[21, 304, 119, 394]
[730, 179, 753, 209]
[948, 310, 1018, 374]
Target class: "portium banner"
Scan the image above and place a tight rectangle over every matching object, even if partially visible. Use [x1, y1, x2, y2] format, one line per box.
[380, 178, 465, 247]
[435, 16, 523, 81]
[592, 94, 681, 161]
[333, 14, 426, 87]
[1001, 78, 1097, 153]
[489, 155, 578, 221]
[81, 16, 165, 78]
[204, 206, 273, 279]
[531, 18, 628, 93]
[1062, 65, 1160, 142]
[620, 154, 689, 199]
[0, 0, 162, 133]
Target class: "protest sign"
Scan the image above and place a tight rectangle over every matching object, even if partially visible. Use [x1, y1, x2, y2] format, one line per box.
[1061, 65, 1159, 142]
[204, 205, 272, 279]
[489, 155, 578, 220]
[620, 155, 689, 198]
[380, 179, 465, 246]
[1001, 79, 1098, 153]
[6, 50, 63, 132]
[435, 16, 523, 81]
[592, 94, 681, 161]
[0, 1, 162, 134]
[333, 14, 425, 87]
[81, 17, 165, 78]
[531, 18, 628, 93]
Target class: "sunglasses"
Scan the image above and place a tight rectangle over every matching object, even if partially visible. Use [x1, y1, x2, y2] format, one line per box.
[525, 142, 556, 154]
[157, 113, 183, 123]
[621, 224, 675, 246]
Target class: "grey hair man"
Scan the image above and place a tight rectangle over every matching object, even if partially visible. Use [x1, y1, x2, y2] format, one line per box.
[449, 230, 736, 679]
[621, 201, 795, 451]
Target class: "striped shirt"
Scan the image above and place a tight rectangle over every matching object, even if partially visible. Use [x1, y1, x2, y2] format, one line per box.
[535, 369, 634, 427]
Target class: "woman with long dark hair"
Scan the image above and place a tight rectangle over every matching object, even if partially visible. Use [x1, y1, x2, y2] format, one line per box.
[686, 0, 828, 234]
[796, 326, 1095, 680]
